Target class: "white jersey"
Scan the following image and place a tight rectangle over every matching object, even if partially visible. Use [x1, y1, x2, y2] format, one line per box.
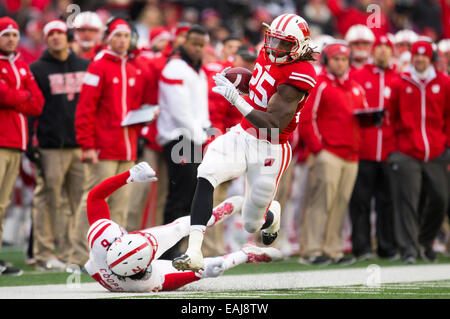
[84, 219, 166, 292]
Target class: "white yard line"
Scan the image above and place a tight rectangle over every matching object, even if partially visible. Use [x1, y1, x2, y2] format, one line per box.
[0, 264, 449, 299]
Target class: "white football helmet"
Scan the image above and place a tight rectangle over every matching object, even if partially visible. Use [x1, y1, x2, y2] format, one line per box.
[344, 24, 375, 43]
[73, 11, 104, 30]
[438, 38, 450, 54]
[106, 232, 157, 277]
[344, 24, 375, 61]
[72, 11, 104, 49]
[394, 29, 418, 45]
[263, 13, 311, 64]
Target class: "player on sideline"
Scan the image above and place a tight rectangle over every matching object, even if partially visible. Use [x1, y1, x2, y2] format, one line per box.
[84, 162, 282, 292]
[173, 13, 317, 272]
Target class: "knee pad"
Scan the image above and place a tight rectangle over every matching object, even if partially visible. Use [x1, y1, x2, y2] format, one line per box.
[249, 177, 276, 209]
[243, 177, 276, 233]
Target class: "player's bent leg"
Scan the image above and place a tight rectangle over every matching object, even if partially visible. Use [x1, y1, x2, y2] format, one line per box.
[261, 200, 281, 245]
[144, 216, 190, 260]
[242, 176, 276, 233]
[174, 131, 246, 272]
[172, 194, 245, 272]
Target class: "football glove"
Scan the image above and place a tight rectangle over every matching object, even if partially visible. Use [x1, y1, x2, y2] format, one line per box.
[127, 162, 157, 183]
[200, 257, 225, 278]
[212, 70, 253, 117]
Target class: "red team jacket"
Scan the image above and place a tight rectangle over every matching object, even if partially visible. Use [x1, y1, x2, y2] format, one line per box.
[0, 52, 44, 150]
[300, 69, 368, 162]
[352, 64, 398, 162]
[387, 67, 450, 162]
[75, 50, 143, 161]
[240, 49, 317, 144]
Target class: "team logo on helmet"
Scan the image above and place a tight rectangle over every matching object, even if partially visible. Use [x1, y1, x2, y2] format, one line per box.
[106, 232, 157, 277]
[263, 14, 311, 65]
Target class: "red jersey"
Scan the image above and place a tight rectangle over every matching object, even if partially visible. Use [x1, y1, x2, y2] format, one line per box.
[240, 49, 317, 144]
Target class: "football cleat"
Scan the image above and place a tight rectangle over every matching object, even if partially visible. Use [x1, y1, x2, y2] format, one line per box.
[172, 249, 205, 272]
[261, 201, 281, 246]
[261, 231, 279, 246]
[242, 245, 284, 264]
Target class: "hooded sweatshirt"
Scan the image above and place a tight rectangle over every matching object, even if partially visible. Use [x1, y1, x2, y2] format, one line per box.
[29, 49, 90, 148]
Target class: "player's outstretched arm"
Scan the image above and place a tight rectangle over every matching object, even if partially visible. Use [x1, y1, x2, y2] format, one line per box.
[87, 162, 157, 225]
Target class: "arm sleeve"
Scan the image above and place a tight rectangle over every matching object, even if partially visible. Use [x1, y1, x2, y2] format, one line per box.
[385, 78, 400, 137]
[279, 62, 317, 94]
[15, 65, 44, 116]
[162, 272, 200, 291]
[152, 260, 200, 291]
[75, 63, 104, 151]
[0, 80, 30, 108]
[299, 81, 326, 154]
[445, 76, 450, 148]
[87, 171, 130, 225]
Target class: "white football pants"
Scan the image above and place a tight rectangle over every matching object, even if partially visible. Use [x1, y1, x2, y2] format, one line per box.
[198, 124, 292, 233]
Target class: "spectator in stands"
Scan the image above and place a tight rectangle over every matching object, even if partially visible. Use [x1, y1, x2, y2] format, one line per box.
[157, 25, 211, 259]
[299, 41, 367, 266]
[387, 40, 450, 264]
[69, 18, 144, 269]
[349, 35, 399, 261]
[0, 16, 44, 276]
[28, 20, 90, 271]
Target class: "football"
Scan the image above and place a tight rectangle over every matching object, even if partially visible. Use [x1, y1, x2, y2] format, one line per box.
[224, 67, 253, 95]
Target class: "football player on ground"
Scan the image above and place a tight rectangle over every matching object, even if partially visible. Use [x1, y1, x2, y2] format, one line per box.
[84, 162, 282, 292]
[172, 13, 317, 272]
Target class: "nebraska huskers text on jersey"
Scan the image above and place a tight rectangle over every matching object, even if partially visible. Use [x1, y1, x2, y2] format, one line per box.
[240, 49, 317, 144]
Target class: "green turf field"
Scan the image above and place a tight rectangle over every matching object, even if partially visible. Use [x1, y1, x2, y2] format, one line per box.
[1, 246, 449, 299]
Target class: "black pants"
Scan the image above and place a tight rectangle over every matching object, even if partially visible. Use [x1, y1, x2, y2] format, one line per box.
[162, 137, 202, 224]
[349, 160, 397, 258]
[387, 152, 448, 259]
[160, 137, 202, 258]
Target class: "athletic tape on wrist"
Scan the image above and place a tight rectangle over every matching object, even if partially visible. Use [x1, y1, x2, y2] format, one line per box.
[234, 97, 253, 117]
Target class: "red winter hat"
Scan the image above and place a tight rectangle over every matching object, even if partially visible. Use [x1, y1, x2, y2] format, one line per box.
[174, 23, 190, 37]
[149, 26, 170, 47]
[323, 42, 351, 59]
[43, 19, 67, 39]
[0, 16, 20, 38]
[373, 34, 393, 50]
[411, 40, 433, 59]
[105, 18, 131, 42]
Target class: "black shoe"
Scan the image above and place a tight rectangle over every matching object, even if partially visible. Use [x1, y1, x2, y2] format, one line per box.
[402, 254, 416, 264]
[356, 252, 375, 261]
[382, 253, 400, 261]
[420, 246, 437, 263]
[298, 255, 331, 266]
[0, 261, 23, 276]
[332, 256, 356, 266]
[261, 231, 279, 246]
